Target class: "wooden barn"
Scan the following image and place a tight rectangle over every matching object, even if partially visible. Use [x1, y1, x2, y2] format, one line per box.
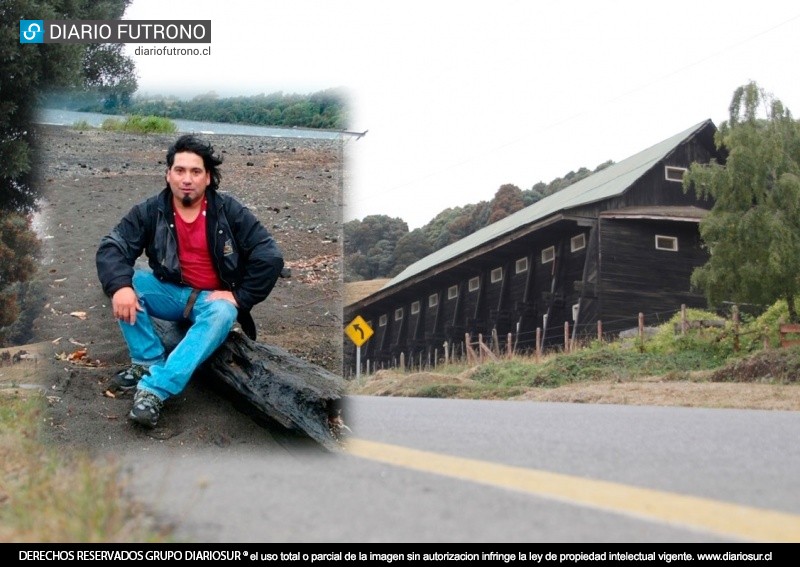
[344, 119, 724, 371]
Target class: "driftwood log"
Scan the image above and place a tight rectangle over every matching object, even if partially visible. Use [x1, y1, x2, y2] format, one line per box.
[153, 318, 348, 452]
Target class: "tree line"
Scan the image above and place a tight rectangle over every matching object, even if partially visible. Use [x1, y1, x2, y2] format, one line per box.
[43, 88, 349, 131]
[344, 162, 613, 282]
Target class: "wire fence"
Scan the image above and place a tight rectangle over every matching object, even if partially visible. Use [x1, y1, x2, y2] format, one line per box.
[344, 303, 779, 379]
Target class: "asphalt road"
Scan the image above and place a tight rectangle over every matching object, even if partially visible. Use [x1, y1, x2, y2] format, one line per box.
[123, 395, 800, 543]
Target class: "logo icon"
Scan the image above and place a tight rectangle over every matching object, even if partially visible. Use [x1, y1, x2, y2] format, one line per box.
[20, 20, 44, 43]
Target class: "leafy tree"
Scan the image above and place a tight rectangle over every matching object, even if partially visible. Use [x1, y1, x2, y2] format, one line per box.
[684, 81, 800, 321]
[343, 215, 408, 280]
[82, 43, 138, 111]
[366, 239, 395, 280]
[0, 214, 40, 329]
[421, 206, 469, 249]
[343, 251, 369, 282]
[467, 201, 492, 232]
[487, 183, 524, 224]
[419, 203, 486, 250]
[524, 182, 547, 206]
[0, 0, 133, 344]
[392, 229, 433, 276]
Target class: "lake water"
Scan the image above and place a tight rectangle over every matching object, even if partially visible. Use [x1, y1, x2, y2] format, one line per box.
[36, 108, 343, 140]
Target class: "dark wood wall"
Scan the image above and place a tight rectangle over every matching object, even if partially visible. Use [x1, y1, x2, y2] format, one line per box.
[598, 218, 708, 332]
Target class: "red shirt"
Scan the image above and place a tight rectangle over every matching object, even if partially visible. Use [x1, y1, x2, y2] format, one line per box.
[174, 199, 223, 290]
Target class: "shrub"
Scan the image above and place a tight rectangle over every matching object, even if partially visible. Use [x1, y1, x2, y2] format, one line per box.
[743, 299, 794, 350]
[71, 120, 94, 130]
[646, 308, 735, 363]
[101, 115, 177, 134]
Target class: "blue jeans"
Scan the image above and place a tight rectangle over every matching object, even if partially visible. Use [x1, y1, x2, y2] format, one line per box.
[118, 270, 238, 401]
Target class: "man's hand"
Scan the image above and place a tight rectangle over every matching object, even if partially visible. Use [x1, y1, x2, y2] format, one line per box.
[112, 286, 144, 324]
[207, 290, 239, 307]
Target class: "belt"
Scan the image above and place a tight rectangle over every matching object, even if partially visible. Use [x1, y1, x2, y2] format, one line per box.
[183, 288, 201, 319]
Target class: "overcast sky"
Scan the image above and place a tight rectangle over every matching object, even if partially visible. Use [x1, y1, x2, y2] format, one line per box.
[123, 0, 800, 229]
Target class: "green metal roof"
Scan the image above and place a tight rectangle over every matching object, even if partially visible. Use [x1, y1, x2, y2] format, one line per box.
[378, 119, 712, 292]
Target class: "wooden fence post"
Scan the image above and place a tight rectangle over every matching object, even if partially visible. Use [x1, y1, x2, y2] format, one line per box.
[536, 327, 542, 363]
[733, 305, 740, 353]
[638, 312, 645, 352]
[507, 333, 513, 358]
[597, 320, 603, 343]
[564, 321, 570, 353]
[681, 304, 687, 335]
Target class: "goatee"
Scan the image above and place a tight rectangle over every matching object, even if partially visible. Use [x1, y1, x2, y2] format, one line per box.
[181, 194, 193, 207]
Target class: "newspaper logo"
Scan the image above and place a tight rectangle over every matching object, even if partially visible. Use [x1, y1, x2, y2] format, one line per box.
[20, 20, 44, 43]
[18, 20, 210, 44]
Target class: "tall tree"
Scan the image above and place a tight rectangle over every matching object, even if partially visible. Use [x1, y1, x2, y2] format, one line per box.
[487, 183, 524, 224]
[391, 229, 433, 276]
[82, 43, 138, 110]
[0, 214, 40, 328]
[0, 0, 134, 344]
[684, 81, 800, 321]
[343, 215, 408, 281]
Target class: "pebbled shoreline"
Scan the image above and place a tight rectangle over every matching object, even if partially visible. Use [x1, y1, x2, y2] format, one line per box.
[29, 123, 345, 453]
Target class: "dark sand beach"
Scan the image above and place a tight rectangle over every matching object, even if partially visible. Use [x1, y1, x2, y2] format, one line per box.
[20, 124, 344, 450]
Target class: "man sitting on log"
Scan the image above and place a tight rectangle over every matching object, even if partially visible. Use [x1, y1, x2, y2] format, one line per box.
[96, 134, 284, 428]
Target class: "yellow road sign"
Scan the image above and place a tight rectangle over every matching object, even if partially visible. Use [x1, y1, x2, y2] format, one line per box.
[344, 315, 373, 347]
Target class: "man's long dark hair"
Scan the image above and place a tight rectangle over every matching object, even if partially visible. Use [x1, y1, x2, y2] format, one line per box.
[166, 134, 223, 191]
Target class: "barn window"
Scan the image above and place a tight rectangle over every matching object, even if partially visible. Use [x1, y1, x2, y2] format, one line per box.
[490, 267, 503, 283]
[570, 233, 586, 252]
[468, 277, 480, 292]
[655, 235, 678, 251]
[541, 246, 555, 264]
[379, 314, 387, 327]
[410, 301, 420, 315]
[394, 307, 404, 321]
[428, 293, 438, 308]
[448, 285, 458, 300]
[665, 166, 687, 182]
[515, 257, 528, 274]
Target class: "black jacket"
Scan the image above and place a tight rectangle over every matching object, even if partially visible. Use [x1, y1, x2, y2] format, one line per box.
[96, 187, 284, 339]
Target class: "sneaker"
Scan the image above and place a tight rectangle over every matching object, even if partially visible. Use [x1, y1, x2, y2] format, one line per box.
[108, 364, 150, 393]
[129, 389, 163, 428]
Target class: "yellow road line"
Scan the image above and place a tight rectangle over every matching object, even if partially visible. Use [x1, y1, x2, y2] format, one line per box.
[345, 438, 800, 543]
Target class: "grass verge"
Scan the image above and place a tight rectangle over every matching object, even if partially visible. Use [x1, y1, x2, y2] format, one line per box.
[0, 394, 170, 543]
